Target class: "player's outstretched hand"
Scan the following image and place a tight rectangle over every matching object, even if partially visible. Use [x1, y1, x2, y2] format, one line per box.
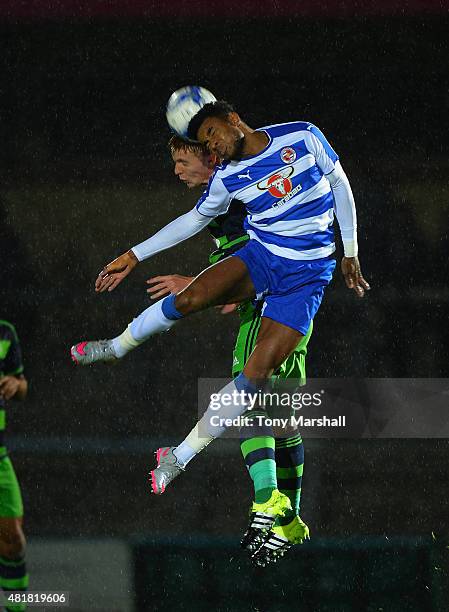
[95, 250, 139, 293]
[341, 256, 370, 298]
[146, 274, 193, 299]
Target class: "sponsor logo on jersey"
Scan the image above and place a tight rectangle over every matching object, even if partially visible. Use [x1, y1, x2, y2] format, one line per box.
[280, 147, 296, 164]
[271, 183, 302, 209]
[257, 166, 294, 198]
[238, 170, 252, 180]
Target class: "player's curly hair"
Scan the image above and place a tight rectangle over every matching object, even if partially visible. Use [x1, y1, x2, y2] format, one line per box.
[187, 100, 236, 141]
[168, 135, 209, 158]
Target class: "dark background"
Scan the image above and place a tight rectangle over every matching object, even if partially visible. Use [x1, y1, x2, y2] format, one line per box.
[1, 3, 449, 610]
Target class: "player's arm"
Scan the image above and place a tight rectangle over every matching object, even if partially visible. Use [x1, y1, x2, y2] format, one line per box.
[326, 162, 370, 297]
[95, 207, 211, 293]
[305, 125, 370, 298]
[96, 174, 230, 293]
[0, 324, 28, 401]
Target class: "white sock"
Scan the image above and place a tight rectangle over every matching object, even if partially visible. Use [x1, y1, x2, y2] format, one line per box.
[112, 326, 141, 358]
[174, 378, 254, 466]
[174, 424, 213, 466]
[112, 300, 176, 358]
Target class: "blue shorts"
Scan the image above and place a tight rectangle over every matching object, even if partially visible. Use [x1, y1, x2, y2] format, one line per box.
[233, 240, 335, 335]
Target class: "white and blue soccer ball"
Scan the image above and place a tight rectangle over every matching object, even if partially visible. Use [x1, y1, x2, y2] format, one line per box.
[166, 86, 216, 139]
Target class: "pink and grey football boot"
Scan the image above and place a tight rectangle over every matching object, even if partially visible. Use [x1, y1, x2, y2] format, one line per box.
[70, 340, 118, 365]
[149, 447, 185, 494]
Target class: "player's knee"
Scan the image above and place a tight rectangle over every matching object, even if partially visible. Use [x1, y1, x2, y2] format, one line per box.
[175, 286, 207, 314]
[243, 354, 284, 379]
[245, 367, 272, 380]
[275, 422, 299, 437]
[8, 537, 26, 559]
[0, 529, 26, 559]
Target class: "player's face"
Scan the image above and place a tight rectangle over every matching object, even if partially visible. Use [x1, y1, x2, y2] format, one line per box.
[172, 149, 213, 188]
[197, 115, 244, 161]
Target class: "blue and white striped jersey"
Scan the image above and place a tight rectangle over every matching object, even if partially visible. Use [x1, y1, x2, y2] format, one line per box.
[196, 121, 340, 261]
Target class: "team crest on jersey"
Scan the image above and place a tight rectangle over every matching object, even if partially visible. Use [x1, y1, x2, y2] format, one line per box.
[280, 147, 296, 164]
[257, 166, 294, 198]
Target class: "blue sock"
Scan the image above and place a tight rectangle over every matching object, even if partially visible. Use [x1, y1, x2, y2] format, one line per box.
[161, 294, 184, 320]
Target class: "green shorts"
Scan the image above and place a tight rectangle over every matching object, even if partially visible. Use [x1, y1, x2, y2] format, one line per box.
[0, 454, 24, 518]
[232, 300, 313, 382]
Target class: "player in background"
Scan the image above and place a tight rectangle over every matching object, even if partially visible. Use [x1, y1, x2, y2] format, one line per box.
[145, 136, 310, 561]
[72, 100, 369, 551]
[0, 321, 29, 611]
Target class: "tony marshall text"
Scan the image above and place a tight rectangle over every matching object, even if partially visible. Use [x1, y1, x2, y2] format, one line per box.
[209, 415, 346, 428]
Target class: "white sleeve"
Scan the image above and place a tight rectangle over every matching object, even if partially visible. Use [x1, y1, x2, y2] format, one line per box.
[195, 172, 232, 217]
[131, 207, 212, 262]
[326, 160, 358, 257]
[303, 124, 339, 175]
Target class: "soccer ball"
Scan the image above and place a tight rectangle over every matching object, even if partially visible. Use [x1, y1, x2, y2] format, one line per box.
[166, 86, 216, 139]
